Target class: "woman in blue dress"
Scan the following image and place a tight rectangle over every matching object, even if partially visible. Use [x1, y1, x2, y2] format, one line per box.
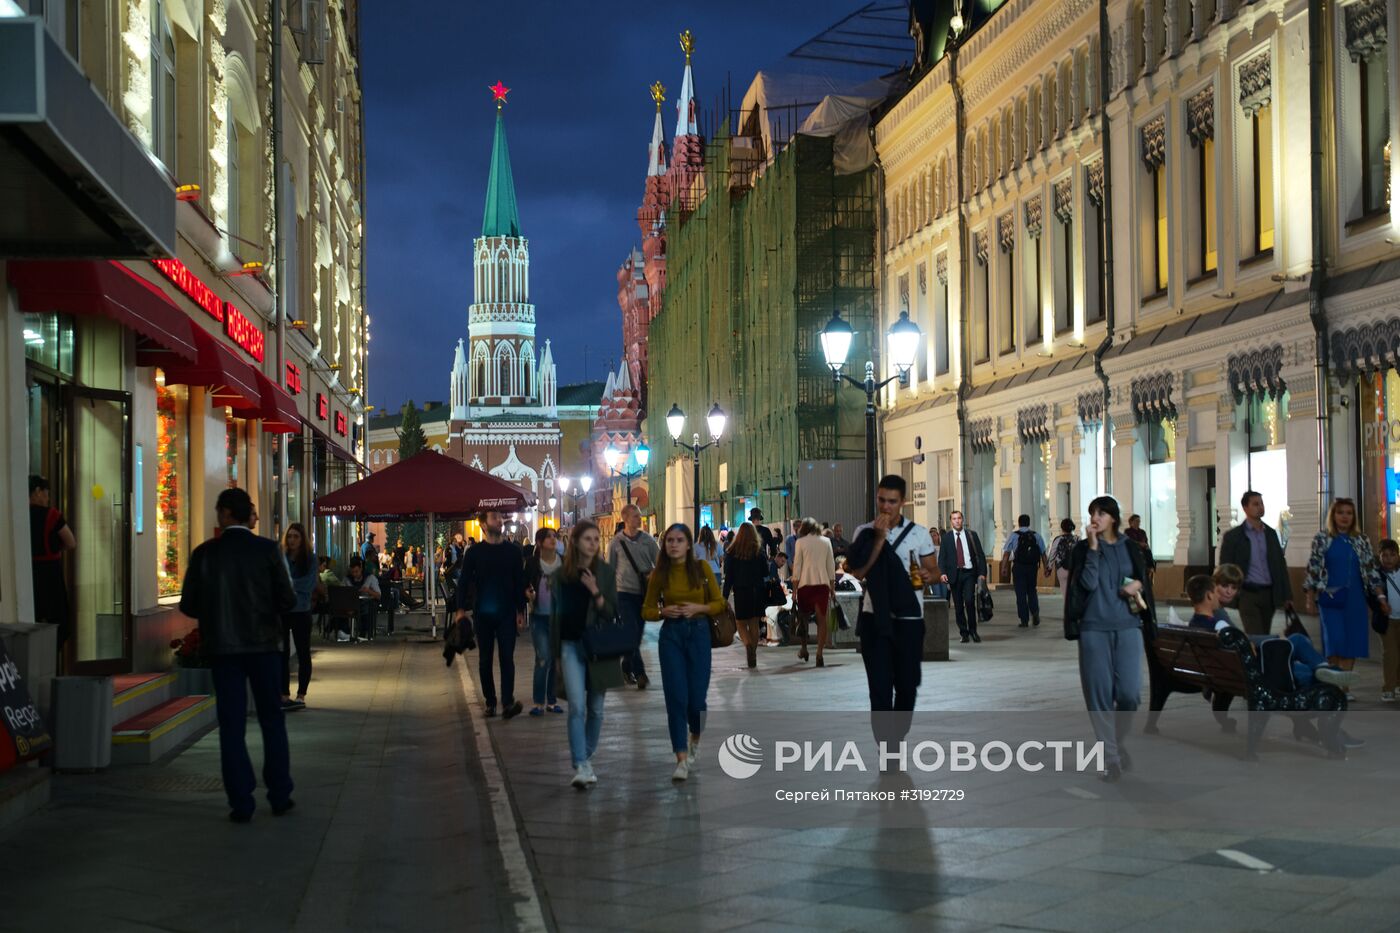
[1303, 498, 1389, 671]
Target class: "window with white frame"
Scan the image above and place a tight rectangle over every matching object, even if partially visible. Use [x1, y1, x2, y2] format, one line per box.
[914, 263, 930, 385]
[1186, 85, 1218, 279]
[1141, 116, 1168, 296]
[997, 213, 1015, 355]
[1052, 177, 1074, 334]
[1342, 0, 1392, 221]
[1238, 52, 1276, 257]
[973, 231, 990, 363]
[1086, 160, 1106, 324]
[934, 254, 951, 376]
[1024, 197, 1044, 346]
[151, 0, 177, 171]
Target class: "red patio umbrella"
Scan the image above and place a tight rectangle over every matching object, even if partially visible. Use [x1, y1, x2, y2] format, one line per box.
[314, 449, 534, 630]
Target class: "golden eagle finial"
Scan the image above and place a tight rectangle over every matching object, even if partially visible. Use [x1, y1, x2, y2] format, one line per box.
[650, 81, 666, 111]
[679, 29, 694, 63]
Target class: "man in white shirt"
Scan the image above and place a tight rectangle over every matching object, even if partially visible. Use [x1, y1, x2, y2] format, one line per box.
[848, 476, 939, 722]
[937, 511, 988, 643]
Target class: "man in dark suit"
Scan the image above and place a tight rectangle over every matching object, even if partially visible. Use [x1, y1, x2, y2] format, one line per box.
[937, 510, 987, 643]
[179, 488, 297, 823]
[1218, 490, 1293, 636]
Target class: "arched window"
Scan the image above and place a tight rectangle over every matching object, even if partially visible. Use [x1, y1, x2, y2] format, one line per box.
[520, 344, 536, 398]
[223, 52, 260, 254]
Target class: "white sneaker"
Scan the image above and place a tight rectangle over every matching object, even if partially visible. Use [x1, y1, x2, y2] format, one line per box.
[336, 632, 351, 643]
[687, 735, 700, 765]
[1381, 691, 1396, 702]
[571, 765, 590, 789]
[672, 759, 690, 782]
[581, 760, 598, 785]
[1314, 667, 1361, 689]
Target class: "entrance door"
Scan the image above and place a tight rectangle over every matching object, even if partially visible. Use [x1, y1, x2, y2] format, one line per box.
[66, 387, 133, 675]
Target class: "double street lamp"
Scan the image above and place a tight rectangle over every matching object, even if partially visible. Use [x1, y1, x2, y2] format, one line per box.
[820, 309, 922, 521]
[603, 443, 650, 504]
[556, 474, 593, 526]
[666, 402, 726, 538]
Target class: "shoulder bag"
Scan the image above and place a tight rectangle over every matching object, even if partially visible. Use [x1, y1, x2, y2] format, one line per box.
[705, 575, 738, 649]
[582, 599, 635, 661]
[617, 537, 648, 584]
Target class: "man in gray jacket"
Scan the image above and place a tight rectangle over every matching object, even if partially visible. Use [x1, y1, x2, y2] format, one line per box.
[179, 488, 296, 823]
[607, 504, 659, 689]
[1218, 490, 1293, 636]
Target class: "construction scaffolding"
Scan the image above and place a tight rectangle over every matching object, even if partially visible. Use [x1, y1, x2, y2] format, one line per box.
[646, 126, 879, 529]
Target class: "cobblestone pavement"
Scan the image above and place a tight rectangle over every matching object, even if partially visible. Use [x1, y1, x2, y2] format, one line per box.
[2, 598, 1398, 932]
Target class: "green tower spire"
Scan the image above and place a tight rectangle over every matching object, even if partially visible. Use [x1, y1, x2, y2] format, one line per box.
[481, 108, 521, 238]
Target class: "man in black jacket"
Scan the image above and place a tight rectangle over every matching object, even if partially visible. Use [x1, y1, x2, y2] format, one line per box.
[1218, 490, 1293, 636]
[179, 488, 297, 823]
[453, 509, 528, 718]
[937, 511, 988, 643]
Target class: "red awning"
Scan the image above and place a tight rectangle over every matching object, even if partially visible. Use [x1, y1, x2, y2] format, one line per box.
[314, 449, 532, 519]
[162, 326, 261, 413]
[253, 370, 302, 433]
[305, 418, 368, 474]
[8, 260, 199, 366]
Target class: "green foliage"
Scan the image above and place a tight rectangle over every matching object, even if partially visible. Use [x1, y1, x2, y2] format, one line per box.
[387, 400, 429, 548]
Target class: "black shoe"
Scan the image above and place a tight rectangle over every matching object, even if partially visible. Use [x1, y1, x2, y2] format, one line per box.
[971, 632, 982, 643]
[484, 706, 498, 718]
[1033, 615, 1041, 627]
[623, 673, 637, 686]
[229, 811, 253, 824]
[501, 701, 524, 720]
[960, 634, 970, 643]
[1018, 622, 1029, 628]
[1100, 763, 1122, 783]
[443, 643, 457, 667]
[636, 674, 649, 691]
[272, 800, 296, 817]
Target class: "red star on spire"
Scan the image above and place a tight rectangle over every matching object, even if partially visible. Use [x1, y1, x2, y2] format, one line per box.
[489, 81, 510, 106]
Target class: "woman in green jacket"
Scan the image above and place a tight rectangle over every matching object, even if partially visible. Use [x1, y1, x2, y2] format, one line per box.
[550, 520, 623, 789]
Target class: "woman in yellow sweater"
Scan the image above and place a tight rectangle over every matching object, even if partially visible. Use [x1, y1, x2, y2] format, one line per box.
[642, 524, 727, 782]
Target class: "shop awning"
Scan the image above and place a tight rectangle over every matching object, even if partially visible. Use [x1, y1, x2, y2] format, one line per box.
[253, 370, 302, 433]
[162, 327, 262, 413]
[8, 260, 199, 365]
[314, 449, 532, 519]
[305, 418, 368, 474]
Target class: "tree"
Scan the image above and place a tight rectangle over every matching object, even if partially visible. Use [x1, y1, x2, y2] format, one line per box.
[386, 400, 429, 553]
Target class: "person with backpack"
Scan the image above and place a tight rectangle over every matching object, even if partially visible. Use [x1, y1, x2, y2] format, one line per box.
[607, 503, 659, 690]
[1048, 519, 1078, 598]
[1003, 515, 1049, 628]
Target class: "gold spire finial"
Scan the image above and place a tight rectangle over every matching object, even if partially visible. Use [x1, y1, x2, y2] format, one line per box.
[679, 29, 694, 63]
[650, 81, 666, 111]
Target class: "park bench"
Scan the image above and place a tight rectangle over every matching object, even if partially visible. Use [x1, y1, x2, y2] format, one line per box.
[1142, 622, 1348, 758]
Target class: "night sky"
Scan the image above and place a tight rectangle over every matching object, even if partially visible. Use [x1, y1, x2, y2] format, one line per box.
[361, 0, 889, 412]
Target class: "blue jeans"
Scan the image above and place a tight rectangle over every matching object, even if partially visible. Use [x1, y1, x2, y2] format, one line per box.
[617, 592, 647, 679]
[559, 639, 605, 767]
[211, 652, 293, 815]
[530, 613, 556, 705]
[658, 618, 711, 753]
[474, 613, 518, 709]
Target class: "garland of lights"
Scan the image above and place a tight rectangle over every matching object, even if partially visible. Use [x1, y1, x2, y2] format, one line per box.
[156, 384, 181, 596]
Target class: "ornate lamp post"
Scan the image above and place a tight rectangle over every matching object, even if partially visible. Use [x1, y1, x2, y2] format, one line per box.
[667, 402, 726, 538]
[820, 310, 922, 521]
[603, 443, 650, 505]
[558, 474, 593, 526]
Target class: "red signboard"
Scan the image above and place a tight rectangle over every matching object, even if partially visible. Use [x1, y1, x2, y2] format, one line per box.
[334, 411, 348, 436]
[152, 259, 224, 322]
[285, 362, 302, 395]
[317, 393, 328, 420]
[223, 302, 265, 362]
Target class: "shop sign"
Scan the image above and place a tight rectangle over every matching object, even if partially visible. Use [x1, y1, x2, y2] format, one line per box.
[1362, 418, 1400, 459]
[912, 480, 928, 509]
[334, 411, 348, 436]
[152, 258, 224, 323]
[317, 393, 329, 420]
[0, 644, 51, 771]
[285, 362, 303, 395]
[224, 302, 265, 362]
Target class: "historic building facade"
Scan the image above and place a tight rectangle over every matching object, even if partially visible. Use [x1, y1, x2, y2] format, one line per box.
[3, 0, 366, 680]
[876, 0, 1398, 596]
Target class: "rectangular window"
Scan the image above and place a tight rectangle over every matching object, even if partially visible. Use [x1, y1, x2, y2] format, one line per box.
[151, 2, 176, 171]
[156, 372, 189, 598]
[1086, 199, 1104, 323]
[999, 249, 1015, 355]
[1252, 103, 1275, 253]
[1145, 418, 1177, 560]
[1242, 391, 1289, 546]
[1359, 55, 1391, 218]
[1152, 163, 1168, 293]
[914, 264, 929, 384]
[1028, 231, 1044, 345]
[226, 100, 241, 247]
[974, 251, 990, 363]
[934, 265, 950, 376]
[1198, 137, 1217, 273]
[1054, 214, 1073, 333]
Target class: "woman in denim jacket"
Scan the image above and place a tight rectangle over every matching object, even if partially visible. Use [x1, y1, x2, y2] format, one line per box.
[1303, 498, 1389, 672]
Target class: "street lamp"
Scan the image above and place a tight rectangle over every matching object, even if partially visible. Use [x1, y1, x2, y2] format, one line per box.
[558, 475, 591, 526]
[603, 442, 650, 504]
[821, 309, 922, 520]
[547, 494, 558, 528]
[667, 402, 726, 537]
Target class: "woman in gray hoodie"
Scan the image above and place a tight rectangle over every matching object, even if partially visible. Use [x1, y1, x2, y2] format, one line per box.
[1065, 496, 1151, 782]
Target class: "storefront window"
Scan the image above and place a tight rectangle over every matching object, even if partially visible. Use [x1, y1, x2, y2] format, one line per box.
[287, 436, 305, 527]
[1243, 392, 1290, 547]
[1360, 370, 1400, 540]
[226, 409, 247, 488]
[22, 312, 75, 376]
[156, 373, 189, 598]
[1145, 418, 1178, 559]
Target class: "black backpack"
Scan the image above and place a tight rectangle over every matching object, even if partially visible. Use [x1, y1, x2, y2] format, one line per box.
[1012, 530, 1041, 566]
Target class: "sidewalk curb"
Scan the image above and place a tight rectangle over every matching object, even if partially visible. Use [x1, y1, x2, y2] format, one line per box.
[455, 657, 551, 933]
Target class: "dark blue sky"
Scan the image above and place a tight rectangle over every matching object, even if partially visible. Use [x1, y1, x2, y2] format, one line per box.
[361, 0, 887, 411]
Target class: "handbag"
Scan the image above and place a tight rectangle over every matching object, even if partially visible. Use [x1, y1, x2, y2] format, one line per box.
[706, 577, 738, 649]
[976, 581, 995, 623]
[830, 599, 850, 631]
[764, 574, 787, 608]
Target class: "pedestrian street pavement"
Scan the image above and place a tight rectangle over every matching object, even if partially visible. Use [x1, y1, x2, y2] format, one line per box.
[2, 595, 1399, 932]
